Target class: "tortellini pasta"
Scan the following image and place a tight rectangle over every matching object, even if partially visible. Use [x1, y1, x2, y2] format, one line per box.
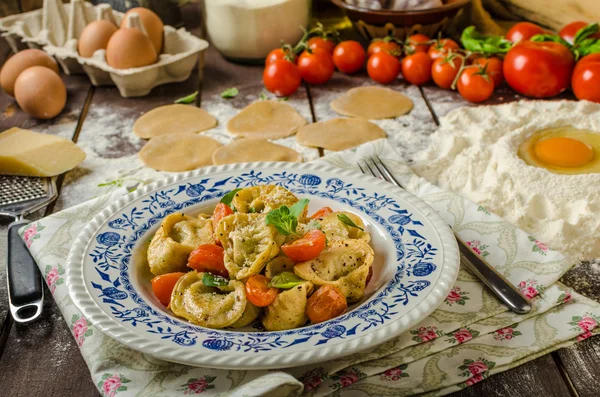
[217, 213, 279, 280]
[294, 239, 374, 303]
[318, 212, 370, 243]
[231, 185, 301, 214]
[262, 281, 314, 331]
[147, 213, 214, 276]
[265, 254, 296, 279]
[170, 271, 247, 328]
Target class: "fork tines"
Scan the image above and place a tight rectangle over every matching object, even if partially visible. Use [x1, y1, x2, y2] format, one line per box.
[359, 155, 404, 188]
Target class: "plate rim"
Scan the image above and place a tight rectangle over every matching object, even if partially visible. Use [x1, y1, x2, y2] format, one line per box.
[66, 161, 459, 369]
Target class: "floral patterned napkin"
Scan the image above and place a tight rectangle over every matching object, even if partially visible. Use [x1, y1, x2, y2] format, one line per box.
[19, 139, 600, 397]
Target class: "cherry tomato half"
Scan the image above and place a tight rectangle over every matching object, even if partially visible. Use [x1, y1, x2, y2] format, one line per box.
[333, 40, 366, 74]
[263, 59, 302, 97]
[265, 47, 296, 65]
[367, 38, 400, 57]
[282, 229, 326, 262]
[213, 202, 233, 240]
[188, 244, 228, 278]
[308, 37, 337, 55]
[472, 56, 504, 88]
[559, 21, 600, 45]
[431, 55, 462, 89]
[406, 33, 431, 54]
[298, 48, 335, 85]
[310, 206, 333, 219]
[457, 66, 494, 103]
[401, 52, 432, 85]
[151, 272, 186, 306]
[572, 53, 600, 103]
[245, 274, 279, 307]
[505, 22, 545, 43]
[367, 51, 401, 84]
[306, 285, 348, 324]
[427, 39, 460, 61]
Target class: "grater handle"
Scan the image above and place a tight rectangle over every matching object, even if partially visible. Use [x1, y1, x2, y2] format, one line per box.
[7, 220, 44, 323]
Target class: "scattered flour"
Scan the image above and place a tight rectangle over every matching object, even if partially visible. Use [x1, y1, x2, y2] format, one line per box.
[409, 100, 600, 262]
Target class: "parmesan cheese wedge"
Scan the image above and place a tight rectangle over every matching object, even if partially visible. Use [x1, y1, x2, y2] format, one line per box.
[0, 128, 86, 177]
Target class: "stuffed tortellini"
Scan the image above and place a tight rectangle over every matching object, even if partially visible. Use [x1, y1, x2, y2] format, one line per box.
[318, 212, 371, 243]
[217, 213, 279, 280]
[170, 271, 247, 328]
[147, 213, 214, 275]
[265, 254, 296, 278]
[231, 185, 301, 214]
[294, 239, 374, 303]
[262, 281, 314, 331]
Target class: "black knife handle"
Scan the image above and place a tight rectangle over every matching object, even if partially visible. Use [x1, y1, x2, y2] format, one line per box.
[7, 220, 44, 323]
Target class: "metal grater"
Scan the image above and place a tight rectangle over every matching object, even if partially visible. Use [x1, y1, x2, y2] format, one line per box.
[1, 175, 58, 324]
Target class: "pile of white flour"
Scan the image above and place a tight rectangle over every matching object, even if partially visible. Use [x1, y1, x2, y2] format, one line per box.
[408, 100, 600, 262]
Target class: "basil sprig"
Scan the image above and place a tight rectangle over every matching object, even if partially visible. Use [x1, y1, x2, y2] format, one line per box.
[461, 26, 513, 55]
[265, 198, 309, 235]
[202, 273, 229, 287]
[269, 272, 305, 289]
[338, 214, 364, 231]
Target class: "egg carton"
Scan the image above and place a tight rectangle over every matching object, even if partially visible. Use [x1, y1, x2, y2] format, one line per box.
[0, 0, 208, 97]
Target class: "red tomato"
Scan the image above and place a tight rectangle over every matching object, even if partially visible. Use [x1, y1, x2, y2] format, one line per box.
[245, 274, 279, 307]
[265, 48, 296, 65]
[457, 66, 494, 103]
[427, 39, 460, 61]
[406, 33, 431, 54]
[310, 206, 333, 219]
[401, 52, 432, 85]
[213, 202, 233, 237]
[297, 48, 335, 85]
[263, 59, 302, 97]
[572, 53, 600, 102]
[306, 285, 348, 324]
[188, 244, 228, 278]
[559, 21, 600, 45]
[367, 51, 401, 84]
[308, 37, 337, 55]
[472, 56, 504, 87]
[281, 230, 326, 262]
[431, 55, 462, 89]
[367, 39, 400, 57]
[503, 41, 574, 98]
[151, 272, 186, 306]
[505, 22, 546, 43]
[333, 40, 366, 74]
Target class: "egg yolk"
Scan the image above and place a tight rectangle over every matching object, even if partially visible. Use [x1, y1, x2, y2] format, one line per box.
[533, 137, 594, 167]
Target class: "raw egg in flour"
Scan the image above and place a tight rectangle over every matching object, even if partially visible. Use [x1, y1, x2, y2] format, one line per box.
[518, 127, 600, 174]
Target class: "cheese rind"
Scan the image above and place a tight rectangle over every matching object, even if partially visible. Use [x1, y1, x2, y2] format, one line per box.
[0, 127, 86, 177]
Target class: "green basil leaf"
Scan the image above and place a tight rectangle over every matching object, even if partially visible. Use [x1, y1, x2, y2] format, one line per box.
[530, 34, 571, 48]
[220, 87, 239, 99]
[461, 25, 513, 55]
[269, 272, 305, 289]
[174, 91, 198, 104]
[202, 272, 229, 287]
[574, 23, 600, 45]
[337, 213, 364, 231]
[248, 207, 257, 213]
[290, 198, 309, 219]
[265, 207, 292, 235]
[259, 91, 268, 100]
[220, 188, 242, 206]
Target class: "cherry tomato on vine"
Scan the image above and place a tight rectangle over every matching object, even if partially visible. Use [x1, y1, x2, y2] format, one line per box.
[310, 206, 333, 219]
[431, 55, 462, 89]
[281, 230, 326, 262]
[297, 48, 335, 85]
[367, 38, 400, 57]
[308, 37, 337, 55]
[367, 51, 401, 84]
[505, 22, 546, 43]
[457, 66, 494, 103]
[188, 244, 228, 277]
[405, 33, 431, 54]
[333, 40, 366, 74]
[559, 21, 600, 45]
[306, 285, 348, 324]
[265, 48, 296, 65]
[151, 272, 186, 306]
[263, 59, 302, 97]
[245, 274, 279, 307]
[572, 53, 600, 103]
[472, 56, 504, 88]
[427, 39, 459, 60]
[401, 52, 432, 85]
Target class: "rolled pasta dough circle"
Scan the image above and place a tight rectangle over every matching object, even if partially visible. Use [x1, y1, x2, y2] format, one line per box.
[133, 104, 217, 138]
[227, 100, 307, 139]
[139, 133, 222, 172]
[331, 86, 414, 119]
[296, 118, 387, 151]
[212, 138, 303, 165]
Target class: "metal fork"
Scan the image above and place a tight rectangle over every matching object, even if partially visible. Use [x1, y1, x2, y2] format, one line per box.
[360, 156, 532, 314]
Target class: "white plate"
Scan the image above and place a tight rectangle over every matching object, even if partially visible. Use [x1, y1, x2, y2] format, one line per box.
[67, 162, 459, 369]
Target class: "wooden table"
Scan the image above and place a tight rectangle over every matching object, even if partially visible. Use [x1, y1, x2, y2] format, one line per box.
[1, 3, 599, 396]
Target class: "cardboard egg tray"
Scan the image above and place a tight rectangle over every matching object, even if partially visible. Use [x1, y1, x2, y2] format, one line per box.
[0, 0, 208, 97]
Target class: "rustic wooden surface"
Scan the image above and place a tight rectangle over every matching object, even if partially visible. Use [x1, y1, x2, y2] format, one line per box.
[1, 1, 599, 396]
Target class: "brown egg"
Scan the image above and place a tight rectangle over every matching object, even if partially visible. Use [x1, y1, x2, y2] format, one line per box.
[14, 66, 67, 120]
[0, 49, 59, 97]
[78, 20, 118, 58]
[121, 7, 163, 54]
[106, 28, 157, 69]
